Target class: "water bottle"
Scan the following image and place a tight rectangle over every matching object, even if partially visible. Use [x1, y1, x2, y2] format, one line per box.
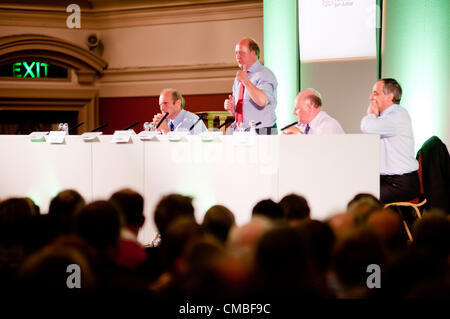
[143, 122, 150, 132]
[58, 123, 69, 135]
[249, 120, 256, 134]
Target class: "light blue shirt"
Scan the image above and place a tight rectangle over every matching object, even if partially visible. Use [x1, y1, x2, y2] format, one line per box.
[168, 109, 207, 135]
[361, 104, 418, 175]
[232, 60, 277, 129]
[296, 110, 345, 134]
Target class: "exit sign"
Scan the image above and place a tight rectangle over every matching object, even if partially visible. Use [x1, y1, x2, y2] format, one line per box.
[0, 61, 68, 79]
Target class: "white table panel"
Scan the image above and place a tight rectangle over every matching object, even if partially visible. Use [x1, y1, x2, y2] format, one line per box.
[0, 135, 92, 212]
[141, 135, 279, 244]
[91, 135, 145, 201]
[278, 134, 380, 220]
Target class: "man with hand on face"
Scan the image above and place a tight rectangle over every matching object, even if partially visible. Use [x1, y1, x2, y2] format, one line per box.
[224, 37, 278, 134]
[361, 78, 419, 204]
[152, 88, 207, 134]
[283, 89, 344, 135]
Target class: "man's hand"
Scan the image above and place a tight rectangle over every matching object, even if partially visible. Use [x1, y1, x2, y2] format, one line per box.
[236, 65, 249, 85]
[224, 95, 235, 114]
[367, 102, 379, 116]
[282, 126, 303, 135]
[152, 112, 169, 133]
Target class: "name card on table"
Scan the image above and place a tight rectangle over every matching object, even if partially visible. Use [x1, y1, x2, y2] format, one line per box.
[82, 132, 102, 141]
[111, 130, 132, 143]
[29, 131, 49, 142]
[47, 131, 66, 144]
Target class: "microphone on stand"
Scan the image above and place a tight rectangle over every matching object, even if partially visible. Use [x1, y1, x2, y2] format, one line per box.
[91, 124, 108, 132]
[280, 121, 298, 131]
[189, 115, 204, 131]
[122, 122, 139, 130]
[69, 122, 84, 133]
[156, 112, 169, 129]
[217, 118, 234, 129]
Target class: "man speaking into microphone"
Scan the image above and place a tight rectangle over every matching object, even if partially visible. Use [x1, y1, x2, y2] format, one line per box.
[153, 88, 207, 134]
[224, 38, 278, 134]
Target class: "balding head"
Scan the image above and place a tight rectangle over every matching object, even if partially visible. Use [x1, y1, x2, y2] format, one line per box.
[294, 88, 323, 124]
[235, 37, 260, 69]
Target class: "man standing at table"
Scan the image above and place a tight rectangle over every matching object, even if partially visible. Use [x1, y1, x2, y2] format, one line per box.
[224, 38, 278, 134]
[283, 89, 344, 135]
[360, 78, 419, 203]
[153, 88, 207, 134]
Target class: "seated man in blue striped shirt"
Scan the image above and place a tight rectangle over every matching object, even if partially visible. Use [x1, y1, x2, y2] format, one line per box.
[361, 78, 419, 204]
[152, 88, 207, 135]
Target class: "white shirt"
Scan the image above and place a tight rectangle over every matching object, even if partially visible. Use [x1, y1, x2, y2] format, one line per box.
[296, 110, 345, 135]
[361, 104, 418, 175]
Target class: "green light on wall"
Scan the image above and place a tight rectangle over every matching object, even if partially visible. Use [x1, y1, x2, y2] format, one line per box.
[263, 0, 299, 128]
[382, 0, 450, 151]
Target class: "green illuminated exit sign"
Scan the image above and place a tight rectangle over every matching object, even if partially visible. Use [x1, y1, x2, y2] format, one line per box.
[13, 62, 48, 78]
[0, 61, 68, 79]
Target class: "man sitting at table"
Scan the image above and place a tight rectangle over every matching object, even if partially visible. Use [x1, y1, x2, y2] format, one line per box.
[152, 88, 207, 134]
[283, 89, 344, 135]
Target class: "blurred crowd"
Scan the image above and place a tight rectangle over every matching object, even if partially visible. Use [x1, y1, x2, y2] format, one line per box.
[0, 189, 449, 303]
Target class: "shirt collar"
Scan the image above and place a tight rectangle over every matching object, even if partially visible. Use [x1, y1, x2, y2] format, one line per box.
[170, 109, 186, 127]
[308, 110, 324, 128]
[247, 60, 261, 73]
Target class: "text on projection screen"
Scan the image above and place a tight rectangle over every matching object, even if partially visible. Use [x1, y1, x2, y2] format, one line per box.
[299, 0, 377, 61]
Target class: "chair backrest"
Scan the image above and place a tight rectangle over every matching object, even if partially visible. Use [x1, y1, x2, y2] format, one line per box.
[417, 152, 425, 196]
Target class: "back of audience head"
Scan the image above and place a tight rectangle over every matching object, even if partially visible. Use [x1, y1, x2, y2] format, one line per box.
[17, 235, 97, 293]
[366, 208, 406, 252]
[0, 197, 38, 247]
[252, 199, 285, 221]
[295, 219, 335, 274]
[253, 226, 312, 298]
[202, 205, 235, 243]
[154, 194, 195, 239]
[227, 215, 274, 261]
[347, 193, 382, 225]
[48, 189, 85, 234]
[75, 200, 123, 252]
[279, 193, 310, 225]
[332, 226, 386, 298]
[327, 212, 355, 239]
[412, 209, 450, 260]
[163, 217, 204, 275]
[109, 188, 145, 234]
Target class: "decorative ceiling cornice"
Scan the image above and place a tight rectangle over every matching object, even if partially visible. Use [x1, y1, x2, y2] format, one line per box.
[0, 0, 262, 29]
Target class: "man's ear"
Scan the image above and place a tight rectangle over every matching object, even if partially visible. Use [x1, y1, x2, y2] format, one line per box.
[387, 92, 395, 104]
[175, 99, 182, 109]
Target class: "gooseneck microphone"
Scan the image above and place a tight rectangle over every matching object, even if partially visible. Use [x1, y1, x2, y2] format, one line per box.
[156, 112, 169, 129]
[69, 122, 84, 133]
[245, 121, 262, 131]
[91, 124, 108, 132]
[281, 121, 298, 131]
[217, 118, 234, 129]
[189, 116, 204, 131]
[122, 122, 139, 130]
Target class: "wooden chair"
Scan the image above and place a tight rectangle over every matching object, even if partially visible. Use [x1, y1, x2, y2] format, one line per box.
[384, 153, 427, 242]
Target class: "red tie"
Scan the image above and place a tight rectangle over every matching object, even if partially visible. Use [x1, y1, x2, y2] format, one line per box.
[235, 83, 245, 125]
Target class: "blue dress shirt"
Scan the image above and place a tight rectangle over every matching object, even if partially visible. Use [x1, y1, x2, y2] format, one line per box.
[168, 109, 207, 135]
[361, 104, 418, 175]
[231, 60, 278, 129]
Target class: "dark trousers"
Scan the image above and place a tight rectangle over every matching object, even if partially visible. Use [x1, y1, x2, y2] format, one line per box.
[380, 171, 420, 204]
